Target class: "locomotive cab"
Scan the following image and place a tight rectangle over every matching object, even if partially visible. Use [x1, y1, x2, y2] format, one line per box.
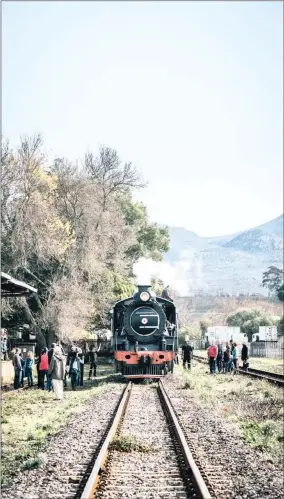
[112, 285, 178, 379]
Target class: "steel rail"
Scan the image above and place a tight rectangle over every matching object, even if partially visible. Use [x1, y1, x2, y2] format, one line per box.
[238, 367, 284, 387]
[80, 381, 132, 499]
[193, 354, 284, 386]
[159, 379, 212, 499]
[240, 367, 284, 380]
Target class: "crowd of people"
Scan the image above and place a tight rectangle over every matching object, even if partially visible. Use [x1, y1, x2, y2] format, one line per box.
[12, 344, 98, 399]
[207, 339, 249, 374]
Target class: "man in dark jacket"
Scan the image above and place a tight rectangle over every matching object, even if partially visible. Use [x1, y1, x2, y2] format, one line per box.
[88, 346, 97, 379]
[13, 349, 23, 389]
[48, 343, 56, 364]
[47, 343, 56, 392]
[182, 342, 194, 369]
[241, 343, 249, 371]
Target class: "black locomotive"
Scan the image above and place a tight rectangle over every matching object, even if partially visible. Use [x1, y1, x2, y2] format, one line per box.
[111, 285, 178, 379]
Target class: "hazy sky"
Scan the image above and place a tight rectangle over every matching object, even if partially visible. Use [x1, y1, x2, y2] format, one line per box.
[3, 1, 283, 236]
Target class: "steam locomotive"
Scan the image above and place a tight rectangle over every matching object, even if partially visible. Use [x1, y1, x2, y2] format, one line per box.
[111, 285, 178, 379]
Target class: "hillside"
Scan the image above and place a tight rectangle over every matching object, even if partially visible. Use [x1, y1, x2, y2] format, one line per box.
[164, 214, 283, 295]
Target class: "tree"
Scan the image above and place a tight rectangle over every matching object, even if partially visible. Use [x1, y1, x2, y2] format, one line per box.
[200, 319, 211, 338]
[226, 309, 278, 342]
[120, 197, 169, 262]
[278, 316, 284, 336]
[276, 284, 284, 302]
[1, 136, 170, 343]
[262, 266, 283, 293]
[150, 278, 165, 296]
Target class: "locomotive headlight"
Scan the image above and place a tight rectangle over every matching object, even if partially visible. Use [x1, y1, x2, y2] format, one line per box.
[140, 291, 150, 302]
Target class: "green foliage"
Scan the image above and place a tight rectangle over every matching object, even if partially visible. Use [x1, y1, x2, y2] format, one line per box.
[1, 137, 169, 343]
[241, 420, 280, 453]
[150, 278, 165, 296]
[113, 273, 135, 300]
[121, 197, 169, 262]
[179, 326, 201, 343]
[276, 284, 284, 302]
[278, 316, 284, 336]
[226, 310, 278, 341]
[262, 266, 283, 293]
[200, 319, 211, 337]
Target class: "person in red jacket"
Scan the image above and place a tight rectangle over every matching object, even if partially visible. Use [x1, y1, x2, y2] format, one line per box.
[39, 347, 49, 390]
[207, 342, 217, 374]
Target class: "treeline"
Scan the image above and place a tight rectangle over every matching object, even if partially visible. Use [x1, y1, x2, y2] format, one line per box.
[1, 135, 169, 344]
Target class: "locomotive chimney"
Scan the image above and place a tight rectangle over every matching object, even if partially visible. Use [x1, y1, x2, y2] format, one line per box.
[137, 285, 151, 293]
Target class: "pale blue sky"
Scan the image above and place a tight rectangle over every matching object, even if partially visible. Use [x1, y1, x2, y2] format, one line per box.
[3, 1, 283, 236]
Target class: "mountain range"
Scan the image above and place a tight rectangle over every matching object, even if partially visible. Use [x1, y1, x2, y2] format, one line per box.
[165, 214, 283, 296]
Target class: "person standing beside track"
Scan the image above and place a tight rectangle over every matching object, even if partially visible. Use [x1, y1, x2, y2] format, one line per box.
[19, 353, 26, 387]
[13, 348, 23, 389]
[88, 346, 97, 379]
[25, 351, 34, 386]
[182, 342, 194, 369]
[39, 348, 49, 389]
[68, 348, 83, 390]
[216, 342, 223, 373]
[47, 343, 56, 392]
[241, 342, 249, 371]
[223, 342, 231, 373]
[232, 343, 239, 374]
[48, 346, 65, 400]
[207, 342, 217, 374]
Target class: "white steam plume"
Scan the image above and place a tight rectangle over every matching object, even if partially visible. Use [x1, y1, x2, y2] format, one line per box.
[133, 251, 204, 296]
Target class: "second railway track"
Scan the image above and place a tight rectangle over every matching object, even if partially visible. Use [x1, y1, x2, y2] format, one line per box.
[193, 355, 284, 387]
[78, 381, 211, 499]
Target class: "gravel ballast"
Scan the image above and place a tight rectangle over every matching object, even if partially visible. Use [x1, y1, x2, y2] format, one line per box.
[95, 383, 190, 499]
[1, 383, 125, 499]
[163, 374, 284, 499]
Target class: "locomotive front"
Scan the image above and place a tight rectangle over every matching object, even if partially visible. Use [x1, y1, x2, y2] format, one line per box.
[111, 285, 178, 379]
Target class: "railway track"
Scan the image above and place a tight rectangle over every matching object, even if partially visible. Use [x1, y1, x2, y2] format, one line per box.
[193, 355, 284, 387]
[76, 381, 211, 499]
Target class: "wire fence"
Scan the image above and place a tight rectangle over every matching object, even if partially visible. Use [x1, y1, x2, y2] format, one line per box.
[249, 341, 284, 359]
[185, 338, 284, 359]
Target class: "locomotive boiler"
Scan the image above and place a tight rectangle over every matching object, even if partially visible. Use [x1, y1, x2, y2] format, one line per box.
[111, 285, 178, 379]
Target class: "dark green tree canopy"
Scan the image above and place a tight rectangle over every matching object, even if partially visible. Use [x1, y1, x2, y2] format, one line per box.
[262, 266, 283, 293]
[226, 309, 279, 342]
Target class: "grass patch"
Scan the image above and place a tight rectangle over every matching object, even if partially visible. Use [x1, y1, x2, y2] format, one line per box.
[110, 435, 156, 453]
[176, 362, 283, 466]
[1, 379, 114, 485]
[241, 420, 283, 462]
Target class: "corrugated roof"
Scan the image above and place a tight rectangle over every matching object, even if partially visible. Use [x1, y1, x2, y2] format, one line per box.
[1, 272, 38, 297]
